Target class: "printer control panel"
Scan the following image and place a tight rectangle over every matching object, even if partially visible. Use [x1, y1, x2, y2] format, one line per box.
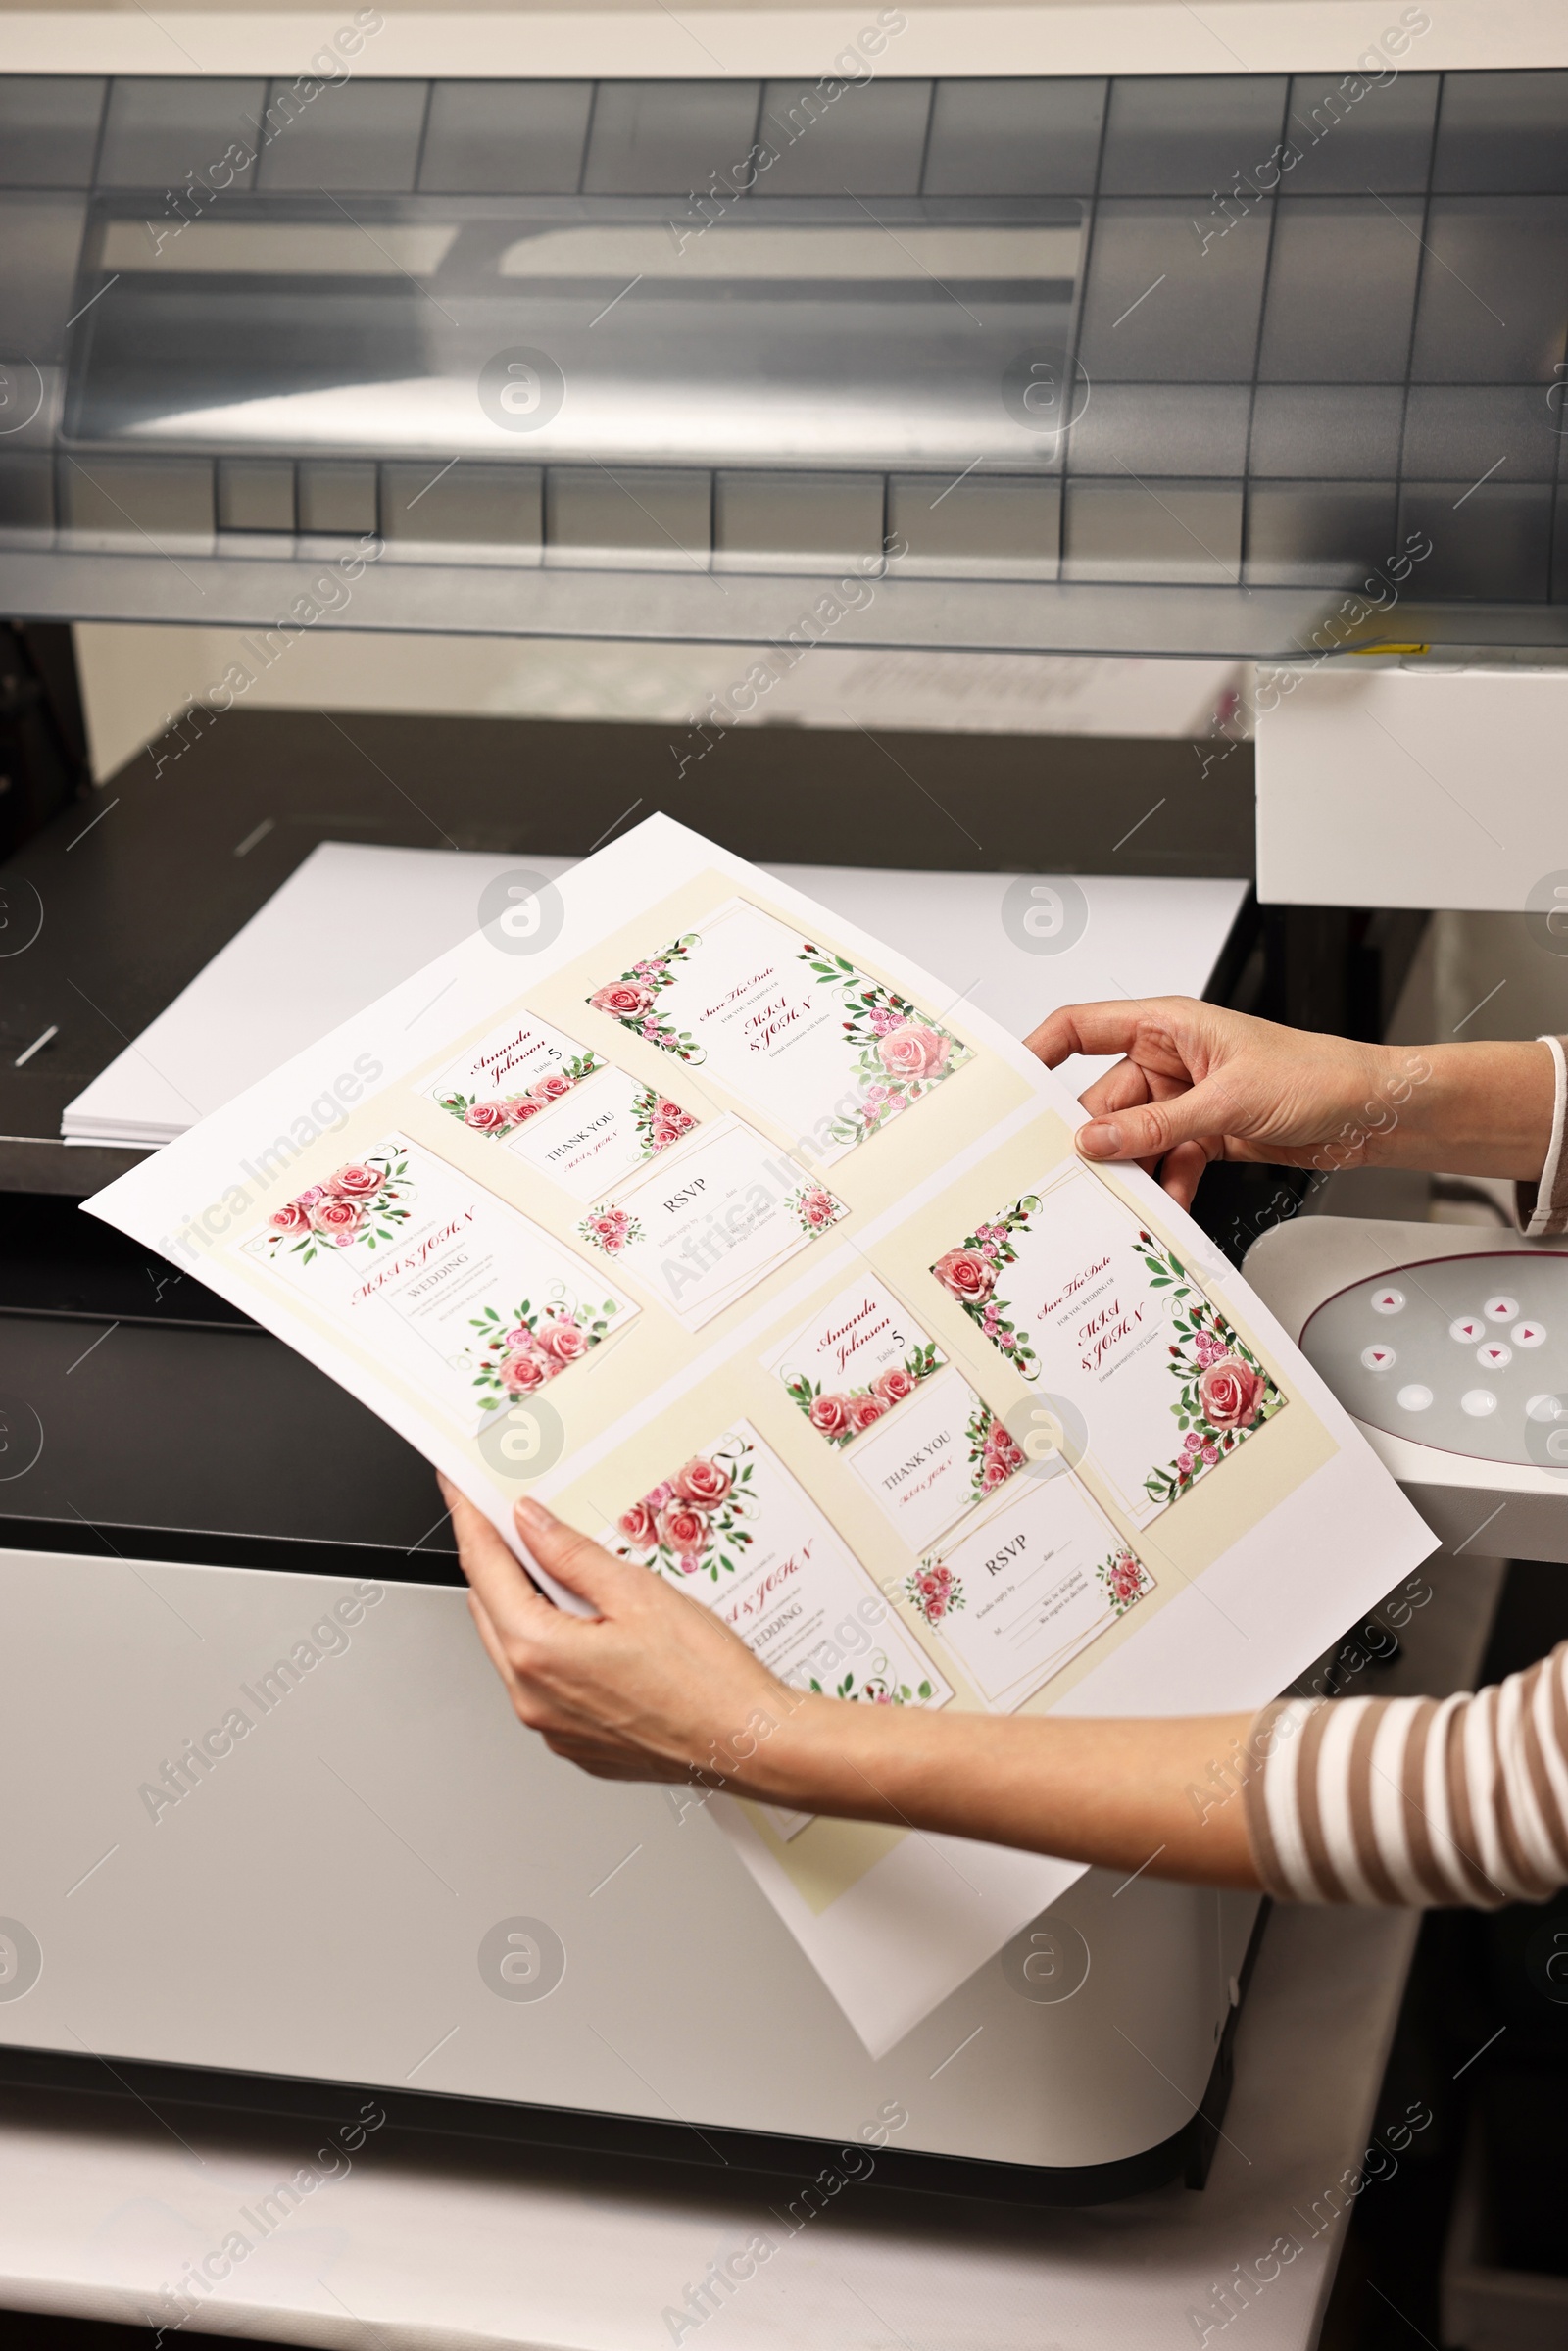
[1300, 1250, 1568, 1472]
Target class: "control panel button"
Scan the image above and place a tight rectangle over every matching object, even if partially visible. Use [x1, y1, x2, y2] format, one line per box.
[1370, 1288, 1405, 1316]
[1477, 1342, 1513, 1370]
[1526, 1394, 1564, 1424]
[1515, 1320, 1547, 1348]
[1361, 1345, 1396, 1371]
[1461, 1389, 1498, 1417]
[1484, 1295, 1521, 1323]
[1449, 1316, 1484, 1344]
[1396, 1384, 1433, 1412]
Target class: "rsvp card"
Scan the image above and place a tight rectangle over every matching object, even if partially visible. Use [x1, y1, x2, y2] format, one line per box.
[576, 1114, 848, 1330]
[906, 1471, 1155, 1710]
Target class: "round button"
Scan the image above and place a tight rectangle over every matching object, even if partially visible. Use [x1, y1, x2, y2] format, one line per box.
[1461, 1389, 1498, 1417]
[1515, 1320, 1547, 1349]
[1449, 1316, 1484, 1344]
[1484, 1295, 1521, 1323]
[1361, 1344, 1397, 1371]
[1396, 1384, 1434, 1412]
[1526, 1393, 1563, 1423]
[1476, 1342, 1513, 1370]
[1370, 1288, 1405, 1316]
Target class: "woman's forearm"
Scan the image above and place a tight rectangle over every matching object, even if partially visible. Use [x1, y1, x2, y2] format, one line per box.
[745, 1695, 1263, 1890]
[1363, 1038, 1555, 1179]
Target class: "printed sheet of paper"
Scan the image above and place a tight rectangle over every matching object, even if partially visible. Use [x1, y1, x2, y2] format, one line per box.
[87, 812, 1436, 2058]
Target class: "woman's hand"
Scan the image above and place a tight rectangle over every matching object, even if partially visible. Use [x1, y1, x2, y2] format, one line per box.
[441, 1480, 809, 1795]
[1026, 997, 1423, 1207]
[444, 1480, 1263, 1886]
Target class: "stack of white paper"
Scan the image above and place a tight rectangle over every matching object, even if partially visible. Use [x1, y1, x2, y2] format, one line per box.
[63, 841, 1249, 1148]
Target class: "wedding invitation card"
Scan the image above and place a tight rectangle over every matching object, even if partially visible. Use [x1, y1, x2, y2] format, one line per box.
[930, 1158, 1286, 1525]
[585, 897, 969, 1164]
[602, 1419, 952, 1712]
[239, 1130, 637, 1436]
[88, 813, 1436, 2057]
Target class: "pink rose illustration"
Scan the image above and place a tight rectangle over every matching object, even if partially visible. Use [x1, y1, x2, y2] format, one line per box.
[537, 1316, 588, 1365]
[985, 1425, 1026, 1480]
[310, 1197, 364, 1244]
[618, 1500, 658, 1547]
[329, 1162, 382, 1199]
[645, 1480, 675, 1511]
[650, 1122, 684, 1151]
[1106, 1554, 1145, 1606]
[798, 1187, 839, 1231]
[591, 980, 653, 1019]
[657, 1099, 694, 1130]
[674, 1456, 732, 1508]
[505, 1324, 534, 1348]
[531, 1070, 572, 1103]
[501, 1350, 548, 1394]
[878, 1024, 951, 1082]
[875, 1366, 914, 1405]
[808, 1394, 853, 1440]
[269, 1200, 312, 1237]
[848, 1394, 885, 1434]
[1196, 1355, 1265, 1431]
[868, 1005, 905, 1035]
[297, 1186, 325, 1206]
[507, 1096, 544, 1124]
[656, 1501, 710, 1563]
[933, 1248, 995, 1305]
[465, 1102, 513, 1133]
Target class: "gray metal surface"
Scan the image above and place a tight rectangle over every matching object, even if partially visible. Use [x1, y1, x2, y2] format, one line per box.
[1, 71, 1565, 646]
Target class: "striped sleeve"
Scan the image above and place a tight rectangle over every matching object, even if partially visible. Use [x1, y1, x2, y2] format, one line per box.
[1516, 1033, 1568, 1238]
[1244, 1642, 1568, 1907]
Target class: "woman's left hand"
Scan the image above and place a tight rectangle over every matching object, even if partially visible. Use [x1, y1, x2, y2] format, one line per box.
[441, 1479, 808, 1793]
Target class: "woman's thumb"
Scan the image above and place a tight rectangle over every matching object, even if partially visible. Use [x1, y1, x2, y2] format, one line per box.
[1075, 1077, 1229, 1166]
[514, 1497, 630, 1613]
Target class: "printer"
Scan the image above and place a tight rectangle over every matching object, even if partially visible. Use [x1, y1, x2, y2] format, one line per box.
[2, 50, 1564, 2203]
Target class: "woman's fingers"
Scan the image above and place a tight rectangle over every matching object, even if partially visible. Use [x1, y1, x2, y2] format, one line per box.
[1025, 1002, 1152, 1069]
[514, 1495, 645, 1616]
[440, 1474, 558, 1635]
[1157, 1139, 1212, 1209]
[1076, 1069, 1239, 1166]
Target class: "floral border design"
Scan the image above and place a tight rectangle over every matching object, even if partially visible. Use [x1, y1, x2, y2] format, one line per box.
[965, 1398, 1027, 1505]
[930, 1196, 1041, 1375]
[576, 1206, 644, 1257]
[467, 1294, 621, 1407]
[904, 1560, 964, 1631]
[262, 1151, 412, 1265]
[784, 1340, 943, 1447]
[808, 1654, 937, 1706]
[1133, 1228, 1287, 1507]
[436, 1052, 602, 1139]
[631, 1087, 699, 1157]
[1096, 1545, 1154, 1615]
[586, 935, 706, 1062]
[802, 945, 971, 1149]
[610, 1441, 757, 1582]
[787, 1182, 850, 1240]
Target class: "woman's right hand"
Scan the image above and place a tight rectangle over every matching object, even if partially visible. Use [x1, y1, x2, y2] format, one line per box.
[1025, 998, 1416, 1208]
